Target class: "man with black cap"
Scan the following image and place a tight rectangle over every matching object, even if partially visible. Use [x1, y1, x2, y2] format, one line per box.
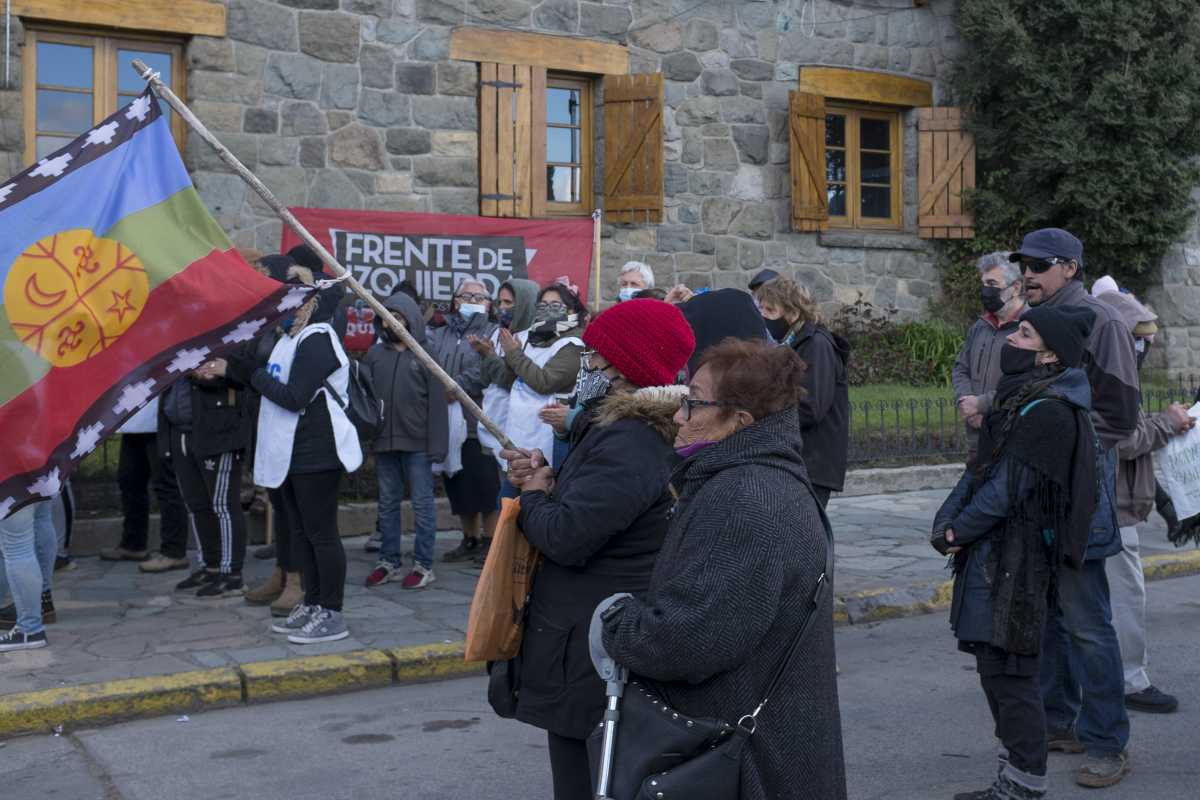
[1011, 228, 1138, 788]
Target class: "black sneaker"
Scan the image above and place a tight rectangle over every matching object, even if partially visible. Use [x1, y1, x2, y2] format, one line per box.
[442, 536, 480, 563]
[0, 626, 48, 652]
[1126, 685, 1178, 714]
[175, 569, 218, 591]
[54, 555, 76, 572]
[0, 591, 55, 626]
[196, 574, 245, 598]
[472, 538, 492, 566]
[1046, 727, 1085, 754]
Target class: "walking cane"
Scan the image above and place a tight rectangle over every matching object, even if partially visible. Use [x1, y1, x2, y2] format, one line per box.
[593, 652, 629, 800]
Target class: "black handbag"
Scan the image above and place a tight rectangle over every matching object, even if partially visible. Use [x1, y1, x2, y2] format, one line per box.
[589, 485, 835, 800]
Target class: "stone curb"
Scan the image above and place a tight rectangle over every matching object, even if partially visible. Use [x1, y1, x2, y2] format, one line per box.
[4, 550, 1197, 740]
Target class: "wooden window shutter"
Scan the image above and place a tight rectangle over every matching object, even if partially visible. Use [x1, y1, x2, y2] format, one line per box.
[602, 73, 664, 224]
[918, 107, 976, 238]
[479, 62, 544, 217]
[789, 91, 829, 232]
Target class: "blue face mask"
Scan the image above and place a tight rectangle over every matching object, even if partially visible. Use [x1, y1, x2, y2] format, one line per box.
[279, 315, 295, 334]
[618, 287, 638, 302]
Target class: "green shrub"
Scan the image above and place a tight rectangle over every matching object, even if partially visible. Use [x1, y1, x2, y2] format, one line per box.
[829, 295, 964, 387]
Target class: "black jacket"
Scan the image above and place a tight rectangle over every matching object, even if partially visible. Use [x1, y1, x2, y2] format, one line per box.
[603, 409, 847, 800]
[514, 390, 679, 740]
[157, 374, 253, 459]
[792, 322, 851, 492]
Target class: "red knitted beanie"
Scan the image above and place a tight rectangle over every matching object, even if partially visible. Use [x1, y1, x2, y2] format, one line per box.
[582, 299, 695, 387]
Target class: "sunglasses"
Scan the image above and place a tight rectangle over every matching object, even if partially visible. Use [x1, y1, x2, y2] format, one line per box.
[1021, 257, 1071, 275]
[678, 396, 732, 421]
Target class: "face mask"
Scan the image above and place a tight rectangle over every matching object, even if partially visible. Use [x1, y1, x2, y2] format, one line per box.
[279, 315, 295, 334]
[458, 303, 487, 319]
[573, 366, 612, 406]
[496, 308, 514, 329]
[377, 321, 403, 344]
[1135, 338, 1148, 369]
[618, 287, 638, 302]
[763, 316, 791, 342]
[999, 343, 1038, 375]
[675, 439, 717, 459]
[980, 285, 1007, 314]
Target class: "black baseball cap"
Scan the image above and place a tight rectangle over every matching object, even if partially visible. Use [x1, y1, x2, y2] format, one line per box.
[748, 269, 780, 291]
[1009, 228, 1084, 266]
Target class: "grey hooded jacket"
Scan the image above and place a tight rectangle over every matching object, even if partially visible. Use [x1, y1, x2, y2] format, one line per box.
[425, 308, 499, 438]
[363, 292, 449, 462]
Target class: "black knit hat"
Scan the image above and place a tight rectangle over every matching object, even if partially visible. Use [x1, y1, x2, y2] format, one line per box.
[1020, 305, 1096, 368]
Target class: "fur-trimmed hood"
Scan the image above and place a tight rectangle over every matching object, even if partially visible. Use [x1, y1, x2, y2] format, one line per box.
[594, 385, 686, 444]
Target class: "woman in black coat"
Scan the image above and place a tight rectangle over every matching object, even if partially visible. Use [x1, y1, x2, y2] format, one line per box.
[599, 338, 847, 800]
[501, 298, 695, 800]
[755, 277, 850, 508]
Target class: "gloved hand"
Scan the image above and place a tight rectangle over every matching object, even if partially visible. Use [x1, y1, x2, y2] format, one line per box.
[589, 593, 632, 683]
[1169, 514, 1200, 548]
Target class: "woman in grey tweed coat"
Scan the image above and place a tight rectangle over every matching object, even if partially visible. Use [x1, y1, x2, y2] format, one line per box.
[601, 339, 847, 800]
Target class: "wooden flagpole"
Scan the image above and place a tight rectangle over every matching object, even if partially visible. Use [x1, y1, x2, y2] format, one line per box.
[590, 209, 602, 314]
[132, 60, 517, 452]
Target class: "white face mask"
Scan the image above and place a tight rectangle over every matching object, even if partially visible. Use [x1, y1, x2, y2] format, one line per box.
[618, 287, 638, 302]
[458, 303, 487, 318]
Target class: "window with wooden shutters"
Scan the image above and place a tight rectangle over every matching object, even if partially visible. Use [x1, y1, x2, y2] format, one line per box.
[918, 107, 976, 239]
[602, 72, 663, 225]
[789, 91, 828, 232]
[479, 62, 541, 218]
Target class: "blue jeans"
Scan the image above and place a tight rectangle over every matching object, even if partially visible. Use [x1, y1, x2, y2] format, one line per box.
[376, 451, 437, 570]
[0, 501, 54, 634]
[1040, 558, 1130, 757]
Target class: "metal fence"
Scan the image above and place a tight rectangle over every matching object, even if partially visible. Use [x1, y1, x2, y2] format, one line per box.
[71, 376, 1200, 511]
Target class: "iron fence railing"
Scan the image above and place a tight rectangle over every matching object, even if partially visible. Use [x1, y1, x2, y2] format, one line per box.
[70, 376, 1200, 511]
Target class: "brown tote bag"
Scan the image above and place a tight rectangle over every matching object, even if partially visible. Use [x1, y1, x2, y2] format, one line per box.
[465, 498, 541, 662]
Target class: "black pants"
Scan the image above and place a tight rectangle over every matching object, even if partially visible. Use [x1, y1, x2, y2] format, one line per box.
[279, 470, 344, 611]
[118, 432, 187, 557]
[976, 647, 1047, 777]
[267, 487, 294, 572]
[547, 732, 592, 800]
[813, 485, 832, 509]
[172, 431, 247, 574]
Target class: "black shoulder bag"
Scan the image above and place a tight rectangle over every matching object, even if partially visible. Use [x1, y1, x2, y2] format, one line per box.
[588, 484, 835, 800]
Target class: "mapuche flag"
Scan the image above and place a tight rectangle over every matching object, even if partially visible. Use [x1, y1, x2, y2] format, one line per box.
[0, 88, 309, 518]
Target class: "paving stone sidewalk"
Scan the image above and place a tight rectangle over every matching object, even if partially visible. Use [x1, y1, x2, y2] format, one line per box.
[0, 489, 1181, 697]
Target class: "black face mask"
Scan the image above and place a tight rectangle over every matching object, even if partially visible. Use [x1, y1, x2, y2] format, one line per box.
[999, 343, 1038, 375]
[375, 318, 403, 343]
[764, 316, 791, 341]
[980, 285, 1007, 314]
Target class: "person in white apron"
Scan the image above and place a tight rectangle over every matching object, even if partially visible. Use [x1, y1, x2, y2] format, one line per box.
[210, 276, 361, 646]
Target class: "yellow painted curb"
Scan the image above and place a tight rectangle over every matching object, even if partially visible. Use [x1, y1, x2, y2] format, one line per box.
[241, 650, 393, 703]
[1142, 549, 1200, 581]
[387, 642, 484, 683]
[0, 667, 241, 739]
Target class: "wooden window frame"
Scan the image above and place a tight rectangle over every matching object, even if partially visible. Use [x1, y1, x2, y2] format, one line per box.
[825, 103, 902, 231]
[22, 25, 187, 165]
[543, 74, 594, 217]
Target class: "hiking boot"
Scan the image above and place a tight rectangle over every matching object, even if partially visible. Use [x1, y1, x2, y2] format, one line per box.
[0, 591, 55, 626]
[363, 531, 382, 553]
[401, 564, 436, 590]
[175, 569, 218, 592]
[1125, 685, 1178, 714]
[271, 602, 317, 634]
[0, 626, 48, 652]
[473, 538, 492, 566]
[270, 573, 303, 617]
[245, 567, 285, 605]
[196, 573, 245, 599]
[365, 560, 401, 587]
[139, 553, 190, 573]
[253, 543, 276, 560]
[287, 607, 349, 644]
[1076, 751, 1131, 788]
[54, 555, 76, 572]
[442, 536, 480, 563]
[1046, 728, 1085, 754]
[99, 546, 149, 562]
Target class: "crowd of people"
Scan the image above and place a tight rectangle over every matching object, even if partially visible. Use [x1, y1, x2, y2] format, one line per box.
[0, 225, 1192, 800]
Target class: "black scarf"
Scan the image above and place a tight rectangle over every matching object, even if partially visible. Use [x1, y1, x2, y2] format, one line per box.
[968, 364, 1097, 655]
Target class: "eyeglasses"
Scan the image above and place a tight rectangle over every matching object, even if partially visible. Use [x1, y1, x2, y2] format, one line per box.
[1021, 257, 1071, 275]
[536, 301, 568, 314]
[679, 396, 731, 421]
[456, 292, 490, 303]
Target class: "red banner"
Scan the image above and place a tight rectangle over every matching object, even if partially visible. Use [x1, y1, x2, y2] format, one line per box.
[281, 208, 595, 306]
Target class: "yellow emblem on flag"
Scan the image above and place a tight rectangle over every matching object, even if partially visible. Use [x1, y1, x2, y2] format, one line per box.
[4, 229, 150, 367]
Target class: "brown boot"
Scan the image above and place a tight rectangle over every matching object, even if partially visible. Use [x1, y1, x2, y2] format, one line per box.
[244, 567, 285, 606]
[270, 572, 303, 617]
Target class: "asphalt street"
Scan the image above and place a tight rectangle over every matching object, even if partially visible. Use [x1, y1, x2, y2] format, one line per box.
[5, 573, 1200, 800]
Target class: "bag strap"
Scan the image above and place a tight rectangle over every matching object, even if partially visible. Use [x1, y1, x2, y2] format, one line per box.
[738, 480, 834, 734]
